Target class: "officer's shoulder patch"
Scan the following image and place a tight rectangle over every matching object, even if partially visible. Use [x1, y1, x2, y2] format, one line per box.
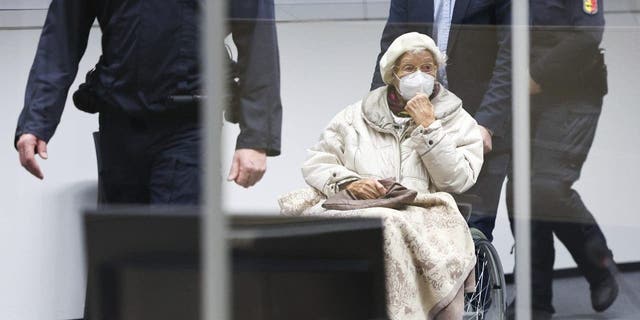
[583, 0, 598, 15]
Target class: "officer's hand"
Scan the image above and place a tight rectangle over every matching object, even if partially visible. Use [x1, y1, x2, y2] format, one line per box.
[344, 179, 387, 200]
[227, 148, 267, 188]
[405, 93, 436, 128]
[530, 77, 542, 95]
[478, 125, 493, 154]
[17, 133, 48, 180]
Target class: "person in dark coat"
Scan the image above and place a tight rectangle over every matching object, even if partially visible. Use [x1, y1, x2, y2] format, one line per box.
[506, 0, 618, 318]
[14, 0, 282, 204]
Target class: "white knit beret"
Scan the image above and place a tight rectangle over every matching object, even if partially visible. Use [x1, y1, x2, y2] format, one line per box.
[379, 32, 446, 85]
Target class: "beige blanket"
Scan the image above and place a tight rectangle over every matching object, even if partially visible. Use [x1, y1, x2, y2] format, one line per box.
[279, 188, 476, 320]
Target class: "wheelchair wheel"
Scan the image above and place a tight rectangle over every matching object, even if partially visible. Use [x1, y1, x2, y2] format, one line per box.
[463, 238, 507, 320]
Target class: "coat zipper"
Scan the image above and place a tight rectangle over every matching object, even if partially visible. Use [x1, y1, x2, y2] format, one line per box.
[363, 111, 412, 183]
[392, 123, 412, 182]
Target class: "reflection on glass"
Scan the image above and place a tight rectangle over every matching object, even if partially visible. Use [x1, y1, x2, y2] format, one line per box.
[4, 0, 639, 319]
[508, 0, 621, 319]
[528, 0, 616, 315]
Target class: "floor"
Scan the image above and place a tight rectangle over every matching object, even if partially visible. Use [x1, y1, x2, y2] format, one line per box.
[506, 271, 640, 319]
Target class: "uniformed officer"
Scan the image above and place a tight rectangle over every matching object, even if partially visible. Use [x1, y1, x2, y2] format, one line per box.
[14, 0, 282, 204]
[507, 0, 617, 318]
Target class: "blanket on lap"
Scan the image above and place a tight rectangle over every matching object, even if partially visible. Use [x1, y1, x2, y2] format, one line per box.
[279, 188, 476, 320]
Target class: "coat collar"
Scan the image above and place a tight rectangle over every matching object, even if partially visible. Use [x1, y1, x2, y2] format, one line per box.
[361, 85, 463, 132]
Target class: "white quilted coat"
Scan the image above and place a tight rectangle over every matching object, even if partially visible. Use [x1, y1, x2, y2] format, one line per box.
[302, 86, 483, 196]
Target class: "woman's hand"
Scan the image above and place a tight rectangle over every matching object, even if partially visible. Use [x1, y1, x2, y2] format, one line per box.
[404, 93, 436, 128]
[344, 179, 387, 200]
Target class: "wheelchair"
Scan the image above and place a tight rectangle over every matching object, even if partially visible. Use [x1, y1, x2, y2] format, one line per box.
[94, 131, 507, 318]
[455, 196, 507, 320]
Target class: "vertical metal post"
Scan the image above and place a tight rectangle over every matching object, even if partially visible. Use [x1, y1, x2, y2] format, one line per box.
[512, 1, 531, 320]
[202, 1, 227, 320]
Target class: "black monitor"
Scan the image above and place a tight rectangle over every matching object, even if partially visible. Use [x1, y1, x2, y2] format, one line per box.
[84, 208, 388, 320]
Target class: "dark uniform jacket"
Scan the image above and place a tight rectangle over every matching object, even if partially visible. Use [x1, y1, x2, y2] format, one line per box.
[371, 0, 512, 138]
[14, 0, 282, 156]
[530, 0, 606, 96]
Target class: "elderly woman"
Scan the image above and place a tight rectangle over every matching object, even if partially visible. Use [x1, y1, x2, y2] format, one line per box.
[293, 32, 482, 319]
[303, 32, 482, 199]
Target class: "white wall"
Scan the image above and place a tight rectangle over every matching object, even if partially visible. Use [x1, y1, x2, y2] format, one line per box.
[0, 27, 101, 319]
[1, 7, 640, 320]
[3, 0, 640, 22]
[0, 0, 392, 25]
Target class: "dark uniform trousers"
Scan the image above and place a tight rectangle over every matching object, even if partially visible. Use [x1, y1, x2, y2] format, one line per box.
[507, 93, 611, 312]
[466, 0, 611, 312]
[98, 107, 201, 205]
[468, 92, 612, 312]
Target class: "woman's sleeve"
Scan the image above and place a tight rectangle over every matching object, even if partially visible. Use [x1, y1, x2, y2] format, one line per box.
[409, 110, 484, 193]
[301, 109, 362, 197]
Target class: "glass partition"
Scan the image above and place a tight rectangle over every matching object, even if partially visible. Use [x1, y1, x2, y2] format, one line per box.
[1, 0, 638, 319]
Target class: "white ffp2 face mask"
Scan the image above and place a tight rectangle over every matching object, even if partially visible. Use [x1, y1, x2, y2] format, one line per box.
[396, 71, 435, 101]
